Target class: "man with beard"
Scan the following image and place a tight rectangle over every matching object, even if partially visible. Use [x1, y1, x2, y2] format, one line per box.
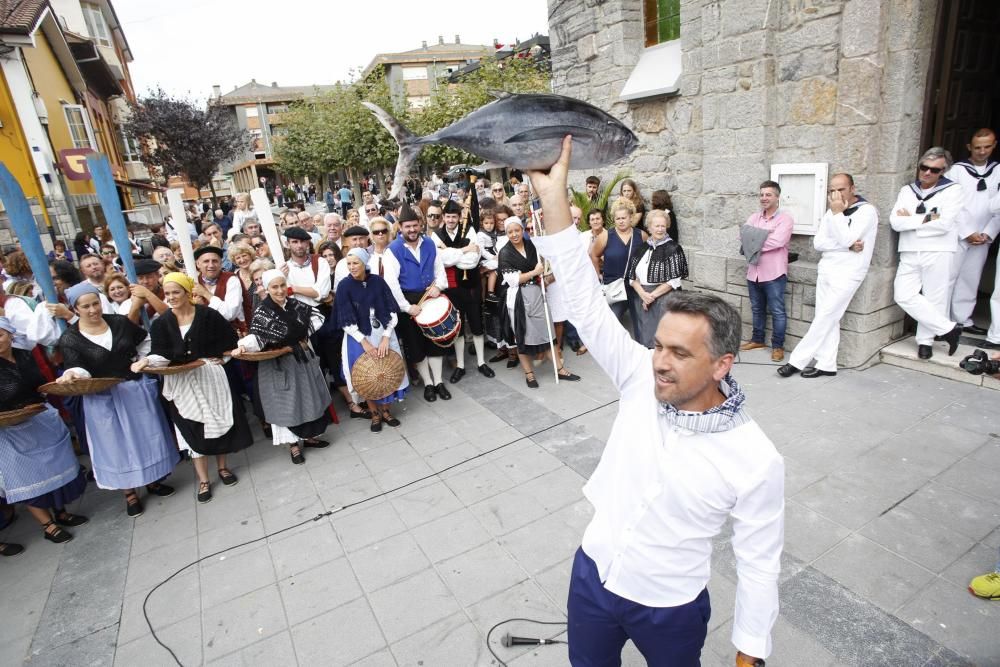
[383, 202, 451, 401]
[528, 136, 782, 667]
[433, 199, 495, 382]
[79, 253, 107, 291]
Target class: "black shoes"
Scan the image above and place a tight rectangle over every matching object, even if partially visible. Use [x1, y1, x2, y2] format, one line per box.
[217, 468, 239, 486]
[423, 385, 437, 402]
[450, 368, 465, 384]
[370, 416, 382, 433]
[506, 357, 519, 368]
[488, 351, 507, 363]
[0, 542, 24, 557]
[435, 383, 452, 400]
[478, 364, 495, 378]
[42, 521, 73, 544]
[963, 325, 988, 336]
[776, 363, 800, 378]
[983, 340, 1000, 350]
[197, 482, 213, 504]
[382, 414, 400, 427]
[942, 324, 963, 356]
[126, 495, 144, 518]
[801, 368, 837, 378]
[918, 344, 932, 359]
[525, 372, 539, 388]
[290, 446, 305, 465]
[557, 368, 581, 381]
[54, 512, 89, 527]
[303, 439, 330, 449]
[146, 481, 176, 496]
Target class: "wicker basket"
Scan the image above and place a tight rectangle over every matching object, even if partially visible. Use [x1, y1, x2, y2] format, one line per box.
[234, 346, 293, 362]
[40, 377, 123, 396]
[142, 360, 206, 376]
[351, 350, 406, 401]
[0, 403, 47, 427]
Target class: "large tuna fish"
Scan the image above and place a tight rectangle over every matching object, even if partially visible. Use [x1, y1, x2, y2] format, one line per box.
[363, 92, 639, 198]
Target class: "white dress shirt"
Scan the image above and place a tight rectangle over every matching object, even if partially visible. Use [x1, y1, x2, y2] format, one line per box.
[200, 274, 244, 323]
[945, 161, 1000, 240]
[533, 226, 784, 659]
[286, 255, 331, 331]
[813, 201, 878, 279]
[379, 238, 448, 313]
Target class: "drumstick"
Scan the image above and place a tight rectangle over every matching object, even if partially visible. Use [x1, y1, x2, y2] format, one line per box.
[249, 188, 286, 270]
[417, 288, 435, 306]
[166, 189, 199, 280]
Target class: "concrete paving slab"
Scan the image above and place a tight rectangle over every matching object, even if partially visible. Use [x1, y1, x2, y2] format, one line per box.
[348, 532, 431, 593]
[437, 540, 529, 606]
[290, 596, 385, 666]
[278, 556, 363, 626]
[366, 568, 462, 644]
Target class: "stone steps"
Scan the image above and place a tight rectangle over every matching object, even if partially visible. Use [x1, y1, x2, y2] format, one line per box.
[880, 335, 1000, 390]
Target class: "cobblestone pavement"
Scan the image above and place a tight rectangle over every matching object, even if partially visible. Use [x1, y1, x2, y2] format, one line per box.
[1, 346, 997, 666]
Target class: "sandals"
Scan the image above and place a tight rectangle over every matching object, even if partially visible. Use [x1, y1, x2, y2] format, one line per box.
[146, 481, 176, 497]
[0, 542, 24, 557]
[125, 491, 144, 518]
[197, 481, 213, 504]
[54, 510, 89, 527]
[348, 402, 372, 419]
[557, 367, 581, 382]
[290, 445, 305, 465]
[381, 412, 400, 427]
[217, 468, 239, 486]
[303, 439, 330, 449]
[370, 412, 383, 433]
[42, 520, 73, 544]
[525, 371, 539, 389]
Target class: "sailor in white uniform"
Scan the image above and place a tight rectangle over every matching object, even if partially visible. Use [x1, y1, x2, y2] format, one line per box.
[778, 174, 877, 377]
[889, 147, 964, 360]
[946, 129, 1000, 334]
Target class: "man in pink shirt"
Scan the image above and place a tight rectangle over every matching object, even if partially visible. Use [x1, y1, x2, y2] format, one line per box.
[740, 180, 794, 361]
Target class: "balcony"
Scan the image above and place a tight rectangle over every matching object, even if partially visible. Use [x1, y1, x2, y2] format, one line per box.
[125, 161, 150, 181]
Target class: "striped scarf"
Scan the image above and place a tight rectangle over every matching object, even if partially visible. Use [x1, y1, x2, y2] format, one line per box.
[658, 374, 751, 433]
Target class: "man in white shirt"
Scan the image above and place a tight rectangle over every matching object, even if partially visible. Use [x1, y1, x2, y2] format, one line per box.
[890, 146, 964, 359]
[282, 227, 331, 332]
[945, 128, 999, 334]
[359, 192, 380, 228]
[322, 213, 344, 249]
[296, 211, 323, 245]
[192, 246, 244, 329]
[778, 173, 878, 378]
[527, 137, 782, 667]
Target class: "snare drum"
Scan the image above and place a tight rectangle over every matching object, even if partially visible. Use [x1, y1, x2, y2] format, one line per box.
[415, 295, 462, 347]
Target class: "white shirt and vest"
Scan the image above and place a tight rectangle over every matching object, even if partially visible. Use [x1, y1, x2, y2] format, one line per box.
[285, 255, 331, 331]
[532, 225, 784, 660]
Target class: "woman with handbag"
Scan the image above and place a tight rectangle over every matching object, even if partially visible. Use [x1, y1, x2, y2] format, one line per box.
[589, 199, 646, 338]
[625, 210, 689, 348]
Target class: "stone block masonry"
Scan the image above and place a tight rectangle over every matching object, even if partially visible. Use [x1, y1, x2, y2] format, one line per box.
[548, 0, 939, 368]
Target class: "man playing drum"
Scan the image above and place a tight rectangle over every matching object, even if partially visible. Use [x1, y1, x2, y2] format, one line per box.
[382, 203, 453, 402]
[433, 200, 496, 383]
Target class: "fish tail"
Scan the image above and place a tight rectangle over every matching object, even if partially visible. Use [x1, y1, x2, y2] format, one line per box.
[362, 101, 423, 200]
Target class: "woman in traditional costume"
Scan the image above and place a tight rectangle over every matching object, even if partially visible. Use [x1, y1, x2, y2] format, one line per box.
[334, 248, 408, 433]
[0, 317, 88, 544]
[232, 270, 331, 465]
[625, 209, 689, 349]
[55, 283, 177, 518]
[131, 273, 252, 503]
[498, 217, 580, 388]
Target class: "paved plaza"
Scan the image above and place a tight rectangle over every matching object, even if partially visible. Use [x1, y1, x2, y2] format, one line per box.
[0, 349, 998, 666]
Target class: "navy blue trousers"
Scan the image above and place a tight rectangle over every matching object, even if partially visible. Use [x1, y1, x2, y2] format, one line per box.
[567, 548, 710, 667]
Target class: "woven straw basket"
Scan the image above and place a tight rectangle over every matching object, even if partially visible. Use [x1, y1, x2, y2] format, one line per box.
[235, 346, 292, 362]
[351, 350, 405, 401]
[40, 377, 123, 396]
[0, 403, 47, 427]
[142, 360, 205, 376]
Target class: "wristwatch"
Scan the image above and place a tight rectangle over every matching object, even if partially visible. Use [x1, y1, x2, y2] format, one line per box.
[736, 652, 765, 667]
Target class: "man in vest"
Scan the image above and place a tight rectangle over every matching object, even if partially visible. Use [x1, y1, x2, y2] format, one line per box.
[383, 202, 452, 401]
[433, 199, 494, 382]
[284, 226, 331, 332]
[192, 246, 245, 331]
[890, 146, 964, 360]
[946, 128, 999, 334]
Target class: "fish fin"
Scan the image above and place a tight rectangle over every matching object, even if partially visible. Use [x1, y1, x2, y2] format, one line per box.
[475, 161, 508, 172]
[361, 101, 424, 200]
[503, 125, 598, 144]
[486, 89, 513, 100]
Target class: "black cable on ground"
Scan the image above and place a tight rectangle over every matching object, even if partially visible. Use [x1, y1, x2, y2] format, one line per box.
[485, 618, 569, 667]
[142, 398, 621, 666]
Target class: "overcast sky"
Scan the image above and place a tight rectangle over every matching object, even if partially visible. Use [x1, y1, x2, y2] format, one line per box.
[114, 0, 550, 103]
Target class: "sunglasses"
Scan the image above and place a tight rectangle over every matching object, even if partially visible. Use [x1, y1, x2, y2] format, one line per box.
[918, 164, 944, 174]
[365, 208, 378, 213]
[427, 213, 442, 219]
[252, 243, 264, 249]
[371, 229, 388, 235]
[492, 188, 504, 192]
[101, 250, 115, 255]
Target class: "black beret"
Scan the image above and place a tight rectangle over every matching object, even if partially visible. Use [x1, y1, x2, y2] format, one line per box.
[343, 225, 370, 238]
[194, 245, 223, 260]
[442, 199, 463, 215]
[283, 226, 311, 241]
[134, 259, 162, 275]
[397, 201, 419, 224]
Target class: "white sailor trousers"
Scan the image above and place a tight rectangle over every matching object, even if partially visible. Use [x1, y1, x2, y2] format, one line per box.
[949, 240, 991, 326]
[987, 271, 1000, 344]
[894, 251, 955, 344]
[789, 270, 862, 372]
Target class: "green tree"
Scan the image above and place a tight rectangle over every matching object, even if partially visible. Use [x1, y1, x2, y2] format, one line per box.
[124, 87, 248, 203]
